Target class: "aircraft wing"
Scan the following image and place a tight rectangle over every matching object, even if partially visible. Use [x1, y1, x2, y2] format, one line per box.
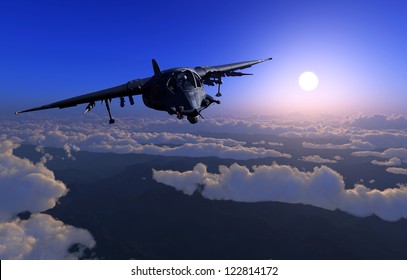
[15, 77, 149, 115]
[194, 57, 272, 84]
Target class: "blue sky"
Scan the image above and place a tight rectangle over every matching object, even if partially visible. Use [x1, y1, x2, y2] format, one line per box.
[1, 0, 407, 116]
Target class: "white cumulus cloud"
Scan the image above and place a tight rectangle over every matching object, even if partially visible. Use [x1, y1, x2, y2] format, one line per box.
[352, 148, 407, 160]
[0, 140, 67, 221]
[153, 163, 407, 222]
[386, 167, 407, 175]
[371, 157, 401, 166]
[0, 137, 95, 259]
[0, 213, 95, 260]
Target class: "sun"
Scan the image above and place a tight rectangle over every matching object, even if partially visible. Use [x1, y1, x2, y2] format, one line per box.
[299, 71, 319, 91]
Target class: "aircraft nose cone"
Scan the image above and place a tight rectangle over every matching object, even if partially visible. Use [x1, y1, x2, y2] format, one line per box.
[185, 90, 200, 110]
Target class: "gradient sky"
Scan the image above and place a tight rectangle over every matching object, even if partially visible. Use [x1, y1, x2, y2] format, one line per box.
[1, 0, 407, 117]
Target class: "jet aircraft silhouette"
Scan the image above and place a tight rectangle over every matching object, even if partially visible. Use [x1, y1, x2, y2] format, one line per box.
[15, 58, 272, 124]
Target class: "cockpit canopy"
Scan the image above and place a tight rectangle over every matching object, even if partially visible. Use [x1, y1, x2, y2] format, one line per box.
[167, 70, 202, 92]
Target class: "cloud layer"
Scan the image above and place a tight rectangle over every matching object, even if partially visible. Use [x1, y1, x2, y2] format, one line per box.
[0, 119, 290, 160]
[153, 163, 407, 222]
[4, 113, 407, 158]
[350, 114, 407, 130]
[0, 137, 95, 259]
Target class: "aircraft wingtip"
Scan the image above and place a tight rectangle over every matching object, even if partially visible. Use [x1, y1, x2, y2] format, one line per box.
[260, 57, 272, 62]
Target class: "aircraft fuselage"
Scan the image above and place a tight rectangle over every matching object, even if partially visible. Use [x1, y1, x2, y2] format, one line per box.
[141, 68, 217, 124]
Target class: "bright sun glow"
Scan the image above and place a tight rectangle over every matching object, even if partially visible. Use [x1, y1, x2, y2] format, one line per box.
[299, 72, 319, 91]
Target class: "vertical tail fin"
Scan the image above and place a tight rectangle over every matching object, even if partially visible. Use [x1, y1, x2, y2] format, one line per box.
[152, 59, 161, 75]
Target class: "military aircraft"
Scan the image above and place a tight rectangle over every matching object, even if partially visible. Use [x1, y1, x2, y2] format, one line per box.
[15, 58, 272, 124]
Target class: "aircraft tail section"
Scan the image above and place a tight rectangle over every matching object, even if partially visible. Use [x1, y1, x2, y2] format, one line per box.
[152, 59, 161, 75]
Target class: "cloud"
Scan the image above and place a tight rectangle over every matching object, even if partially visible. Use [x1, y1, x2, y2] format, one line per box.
[371, 157, 401, 166]
[386, 167, 407, 175]
[352, 148, 407, 160]
[267, 142, 284, 146]
[0, 119, 290, 160]
[63, 143, 80, 160]
[350, 131, 407, 149]
[2, 114, 352, 144]
[35, 145, 45, 154]
[253, 141, 284, 146]
[35, 145, 53, 164]
[0, 137, 95, 259]
[0, 213, 95, 260]
[89, 142, 291, 160]
[0, 140, 67, 221]
[296, 115, 407, 150]
[129, 132, 245, 146]
[39, 153, 54, 164]
[301, 155, 338, 164]
[302, 139, 375, 150]
[153, 163, 407, 222]
[351, 114, 407, 130]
